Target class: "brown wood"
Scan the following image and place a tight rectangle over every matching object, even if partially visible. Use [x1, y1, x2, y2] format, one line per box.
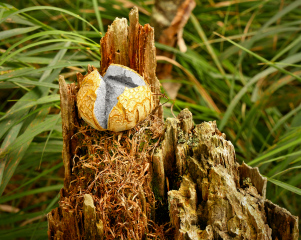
[151, 0, 196, 100]
[48, 7, 299, 240]
[58, 76, 78, 190]
[48, 7, 162, 240]
[100, 7, 162, 120]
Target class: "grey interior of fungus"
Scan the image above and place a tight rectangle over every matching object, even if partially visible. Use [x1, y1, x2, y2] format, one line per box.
[94, 65, 146, 129]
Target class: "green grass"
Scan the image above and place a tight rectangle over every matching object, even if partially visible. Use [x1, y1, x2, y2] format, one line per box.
[0, 0, 300, 238]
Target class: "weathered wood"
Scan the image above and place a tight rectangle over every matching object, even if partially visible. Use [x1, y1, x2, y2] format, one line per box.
[83, 194, 103, 240]
[152, 109, 299, 239]
[265, 200, 299, 240]
[47, 77, 81, 238]
[58, 76, 78, 190]
[48, 8, 299, 240]
[100, 7, 162, 121]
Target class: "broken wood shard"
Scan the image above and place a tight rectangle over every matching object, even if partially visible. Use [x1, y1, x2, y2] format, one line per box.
[239, 162, 267, 199]
[83, 194, 103, 240]
[58, 76, 78, 189]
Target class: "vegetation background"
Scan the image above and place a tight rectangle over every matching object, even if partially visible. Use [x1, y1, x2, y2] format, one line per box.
[0, 0, 300, 239]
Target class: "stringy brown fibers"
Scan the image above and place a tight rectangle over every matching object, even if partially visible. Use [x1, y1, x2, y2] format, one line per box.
[63, 114, 167, 239]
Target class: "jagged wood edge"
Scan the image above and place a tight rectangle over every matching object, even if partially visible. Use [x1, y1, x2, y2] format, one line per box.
[152, 108, 299, 239]
[100, 6, 163, 120]
[58, 75, 78, 190]
[47, 76, 81, 239]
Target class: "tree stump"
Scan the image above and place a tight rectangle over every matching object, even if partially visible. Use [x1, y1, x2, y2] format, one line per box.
[47, 7, 299, 240]
[159, 112, 299, 239]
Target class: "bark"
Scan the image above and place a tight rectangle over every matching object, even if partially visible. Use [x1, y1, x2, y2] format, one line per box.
[48, 7, 299, 240]
[58, 76, 78, 190]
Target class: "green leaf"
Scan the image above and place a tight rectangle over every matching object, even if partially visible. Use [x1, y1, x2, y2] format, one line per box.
[0, 42, 70, 140]
[218, 52, 301, 131]
[271, 166, 301, 179]
[7, 78, 59, 89]
[268, 178, 301, 196]
[0, 42, 69, 195]
[0, 94, 60, 121]
[249, 135, 301, 166]
[0, 183, 63, 204]
[0, 6, 101, 35]
[257, 151, 301, 166]
[0, 222, 48, 240]
[3, 114, 61, 156]
[0, 26, 40, 40]
[92, 0, 104, 34]
[10, 162, 63, 195]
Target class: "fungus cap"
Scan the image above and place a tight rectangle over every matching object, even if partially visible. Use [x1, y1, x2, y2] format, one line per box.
[77, 64, 154, 132]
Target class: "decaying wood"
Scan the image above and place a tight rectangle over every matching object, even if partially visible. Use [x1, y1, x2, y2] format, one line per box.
[151, 0, 196, 99]
[58, 76, 78, 190]
[152, 108, 299, 239]
[48, 7, 163, 240]
[83, 194, 103, 239]
[48, 7, 299, 240]
[47, 77, 82, 239]
[100, 7, 162, 120]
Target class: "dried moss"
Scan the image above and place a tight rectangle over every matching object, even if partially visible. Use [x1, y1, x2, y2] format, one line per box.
[60, 114, 166, 239]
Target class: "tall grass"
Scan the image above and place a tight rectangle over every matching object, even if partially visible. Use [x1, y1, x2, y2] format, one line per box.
[0, 0, 300, 238]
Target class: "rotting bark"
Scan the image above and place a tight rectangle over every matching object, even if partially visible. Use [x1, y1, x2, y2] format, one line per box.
[48, 7, 299, 240]
[58, 76, 78, 190]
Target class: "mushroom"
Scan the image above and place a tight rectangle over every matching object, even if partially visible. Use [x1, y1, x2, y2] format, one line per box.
[77, 64, 154, 132]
